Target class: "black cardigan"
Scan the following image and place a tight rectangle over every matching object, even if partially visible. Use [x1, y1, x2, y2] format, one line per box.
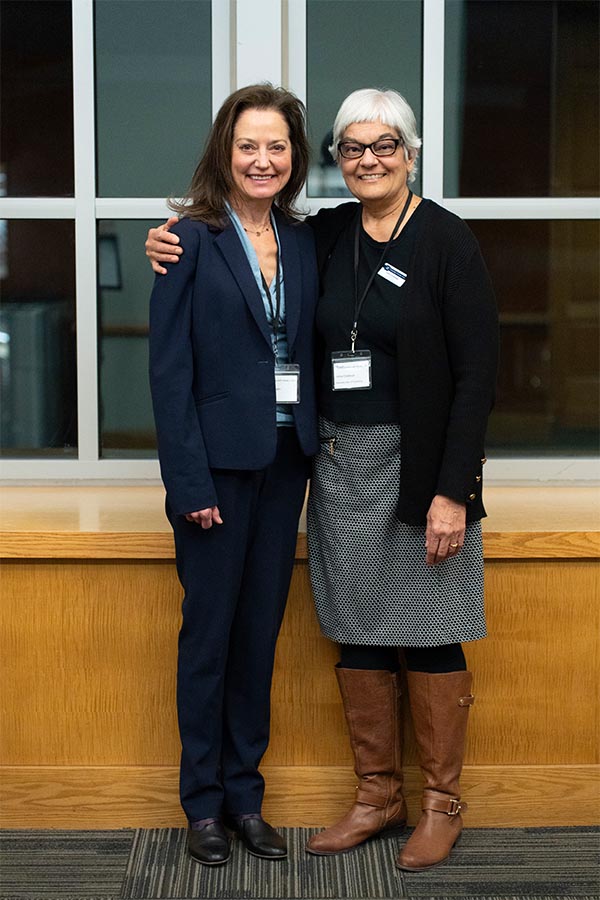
[307, 200, 499, 525]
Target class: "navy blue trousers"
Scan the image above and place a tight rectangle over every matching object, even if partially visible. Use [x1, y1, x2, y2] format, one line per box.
[167, 428, 309, 822]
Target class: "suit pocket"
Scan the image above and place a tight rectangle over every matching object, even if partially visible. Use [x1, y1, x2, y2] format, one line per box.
[195, 391, 229, 407]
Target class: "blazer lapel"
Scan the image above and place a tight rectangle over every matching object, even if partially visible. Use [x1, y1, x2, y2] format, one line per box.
[276, 212, 302, 354]
[214, 224, 274, 351]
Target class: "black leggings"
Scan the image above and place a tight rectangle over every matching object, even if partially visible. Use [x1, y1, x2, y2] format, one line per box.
[339, 642, 466, 673]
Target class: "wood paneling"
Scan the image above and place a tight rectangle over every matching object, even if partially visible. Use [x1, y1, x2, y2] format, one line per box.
[2, 529, 598, 560]
[1, 765, 597, 829]
[1, 559, 597, 769]
[1, 561, 181, 766]
[483, 530, 599, 559]
[0, 485, 598, 827]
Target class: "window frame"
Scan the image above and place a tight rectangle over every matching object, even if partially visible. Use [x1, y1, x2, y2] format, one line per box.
[0, 0, 597, 484]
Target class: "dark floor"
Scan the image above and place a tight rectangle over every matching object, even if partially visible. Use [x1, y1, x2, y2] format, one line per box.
[0, 826, 598, 900]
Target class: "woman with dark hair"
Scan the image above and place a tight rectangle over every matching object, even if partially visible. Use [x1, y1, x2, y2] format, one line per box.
[148, 86, 498, 873]
[148, 84, 318, 866]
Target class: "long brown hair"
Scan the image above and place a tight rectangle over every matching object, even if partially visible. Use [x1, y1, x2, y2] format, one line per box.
[169, 84, 310, 226]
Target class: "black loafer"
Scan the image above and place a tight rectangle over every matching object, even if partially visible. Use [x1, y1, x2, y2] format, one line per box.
[227, 814, 287, 859]
[187, 819, 231, 865]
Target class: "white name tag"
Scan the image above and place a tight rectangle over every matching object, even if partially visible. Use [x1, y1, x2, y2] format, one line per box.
[378, 262, 407, 288]
[331, 350, 372, 391]
[275, 364, 300, 404]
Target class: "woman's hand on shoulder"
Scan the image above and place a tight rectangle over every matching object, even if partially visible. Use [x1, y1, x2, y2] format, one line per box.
[425, 494, 466, 566]
[184, 506, 223, 529]
[145, 216, 183, 274]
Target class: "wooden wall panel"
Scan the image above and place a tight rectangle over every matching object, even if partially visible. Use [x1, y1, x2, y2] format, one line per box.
[1, 764, 597, 829]
[0, 488, 600, 827]
[464, 560, 599, 765]
[1, 560, 181, 766]
[1, 558, 598, 769]
[1, 485, 598, 828]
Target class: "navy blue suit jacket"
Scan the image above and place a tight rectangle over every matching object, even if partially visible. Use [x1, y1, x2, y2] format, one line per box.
[149, 209, 319, 517]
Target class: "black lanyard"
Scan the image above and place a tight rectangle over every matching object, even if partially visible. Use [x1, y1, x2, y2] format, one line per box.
[260, 246, 282, 356]
[351, 190, 413, 351]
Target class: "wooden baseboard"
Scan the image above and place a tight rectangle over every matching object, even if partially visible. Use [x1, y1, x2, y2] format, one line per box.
[1, 765, 597, 829]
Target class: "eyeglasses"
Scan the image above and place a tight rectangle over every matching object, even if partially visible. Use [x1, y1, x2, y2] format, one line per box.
[337, 138, 403, 159]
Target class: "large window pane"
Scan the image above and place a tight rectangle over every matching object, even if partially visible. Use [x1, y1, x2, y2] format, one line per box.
[306, 0, 422, 197]
[470, 220, 599, 455]
[0, 221, 77, 456]
[0, 1, 74, 197]
[445, 1, 599, 197]
[95, 0, 212, 198]
[98, 221, 156, 458]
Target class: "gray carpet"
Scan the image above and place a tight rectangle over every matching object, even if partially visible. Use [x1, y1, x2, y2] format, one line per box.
[0, 827, 598, 900]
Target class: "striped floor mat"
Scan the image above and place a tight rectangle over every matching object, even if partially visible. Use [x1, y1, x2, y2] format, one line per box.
[0, 826, 598, 899]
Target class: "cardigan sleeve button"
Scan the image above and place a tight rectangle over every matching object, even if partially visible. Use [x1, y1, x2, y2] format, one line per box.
[468, 493, 476, 501]
[475, 475, 482, 482]
[481, 457, 487, 465]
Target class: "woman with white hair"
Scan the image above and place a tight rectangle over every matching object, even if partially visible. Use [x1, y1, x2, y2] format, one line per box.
[146, 86, 498, 873]
[302, 87, 497, 872]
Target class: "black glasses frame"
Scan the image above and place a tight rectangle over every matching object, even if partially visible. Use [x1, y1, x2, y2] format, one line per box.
[337, 138, 403, 159]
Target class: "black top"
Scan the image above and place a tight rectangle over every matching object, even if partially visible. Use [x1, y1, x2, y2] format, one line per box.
[316, 203, 422, 423]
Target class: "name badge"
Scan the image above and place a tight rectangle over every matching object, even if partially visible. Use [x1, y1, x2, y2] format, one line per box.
[378, 262, 407, 288]
[275, 364, 300, 404]
[331, 350, 372, 391]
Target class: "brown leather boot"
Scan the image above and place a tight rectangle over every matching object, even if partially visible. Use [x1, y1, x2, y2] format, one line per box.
[306, 667, 407, 855]
[396, 670, 474, 872]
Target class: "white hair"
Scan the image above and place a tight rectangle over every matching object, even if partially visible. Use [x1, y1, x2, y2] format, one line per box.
[329, 88, 422, 184]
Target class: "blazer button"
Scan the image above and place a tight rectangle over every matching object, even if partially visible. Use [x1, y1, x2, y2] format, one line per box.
[475, 475, 482, 482]
[468, 493, 476, 501]
[481, 457, 487, 465]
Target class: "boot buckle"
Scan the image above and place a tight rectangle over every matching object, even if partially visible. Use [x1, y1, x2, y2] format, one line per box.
[446, 799, 461, 816]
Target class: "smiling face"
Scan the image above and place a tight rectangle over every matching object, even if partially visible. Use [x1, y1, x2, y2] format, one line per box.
[339, 119, 414, 209]
[230, 107, 293, 212]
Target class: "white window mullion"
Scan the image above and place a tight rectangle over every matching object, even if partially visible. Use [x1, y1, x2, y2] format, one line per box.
[444, 197, 600, 219]
[0, 199, 76, 218]
[235, 0, 282, 88]
[286, 0, 308, 208]
[286, 0, 306, 103]
[487, 457, 600, 484]
[422, 0, 445, 202]
[212, 0, 233, 114]
[72, 0, 99, 463]
[0, 458, 160, 481]
[94, 199, 175, 220]
[92, 196, 599, 222]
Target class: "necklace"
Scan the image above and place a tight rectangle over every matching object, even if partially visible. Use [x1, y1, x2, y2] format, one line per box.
[242, 221, 271, 237]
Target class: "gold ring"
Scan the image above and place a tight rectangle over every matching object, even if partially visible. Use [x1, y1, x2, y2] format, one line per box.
[450, 543, 459, 548]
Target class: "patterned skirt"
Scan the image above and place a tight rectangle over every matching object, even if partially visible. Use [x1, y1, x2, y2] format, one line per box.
[306, 418, 486, 647]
